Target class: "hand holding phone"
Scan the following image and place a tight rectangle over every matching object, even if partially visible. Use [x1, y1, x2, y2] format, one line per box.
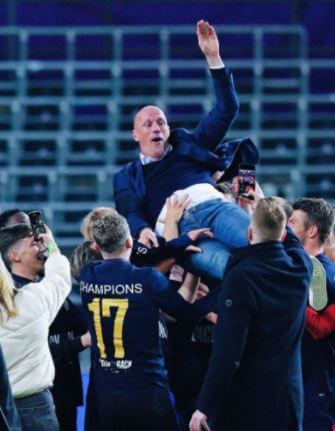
[238, 163, 256, 197]
[28, 210, 47, 238]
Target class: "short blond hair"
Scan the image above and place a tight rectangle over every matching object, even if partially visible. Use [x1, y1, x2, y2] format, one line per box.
[252, 197, 286, 241]
[80, 207, 117, 241]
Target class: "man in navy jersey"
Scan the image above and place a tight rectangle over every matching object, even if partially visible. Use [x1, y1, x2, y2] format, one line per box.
[114, 20, 258, 282]
[80, 212, 219, 431]
[288, 197, 335, 431]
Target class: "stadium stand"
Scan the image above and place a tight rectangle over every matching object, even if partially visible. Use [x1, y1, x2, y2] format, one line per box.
[0, 2, 334, 255]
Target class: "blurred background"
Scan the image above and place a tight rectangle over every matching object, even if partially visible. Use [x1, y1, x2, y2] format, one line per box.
[0, 0, 334, 255]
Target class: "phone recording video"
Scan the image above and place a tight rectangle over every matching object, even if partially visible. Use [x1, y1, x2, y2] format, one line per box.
[238, 163, 256, 197]
[28, 210, 46, 238]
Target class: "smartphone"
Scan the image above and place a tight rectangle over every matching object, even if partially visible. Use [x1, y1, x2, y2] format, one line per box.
[28, 210, 46, 237]
[238, 163, 256, 196]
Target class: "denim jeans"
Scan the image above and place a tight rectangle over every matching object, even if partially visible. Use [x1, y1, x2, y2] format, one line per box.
[15, 389, 59, 431]
[179, 199, 250, 281]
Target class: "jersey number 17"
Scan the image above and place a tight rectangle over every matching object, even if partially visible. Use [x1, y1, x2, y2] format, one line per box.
[88, 298, 129, 359]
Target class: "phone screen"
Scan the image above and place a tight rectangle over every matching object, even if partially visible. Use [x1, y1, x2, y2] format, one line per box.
[28, 211, 46, 236]
[238, 164, 256, 196]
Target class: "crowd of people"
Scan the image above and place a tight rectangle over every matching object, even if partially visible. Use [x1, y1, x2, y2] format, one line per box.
[0, 19, 335, 431]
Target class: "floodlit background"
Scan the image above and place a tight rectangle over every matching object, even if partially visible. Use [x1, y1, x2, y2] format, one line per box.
[0, 0, 334, 256]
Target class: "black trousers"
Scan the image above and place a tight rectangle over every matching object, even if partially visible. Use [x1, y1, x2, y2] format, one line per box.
[94, 388, 181, 431]
[55, 403, 77, 431]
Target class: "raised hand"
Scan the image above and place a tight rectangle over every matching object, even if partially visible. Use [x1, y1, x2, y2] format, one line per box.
[164, 194, 191, 224]
[197, 20, 223, 68]
[186, 228, 213, 253]
[187, 228, 213, 242]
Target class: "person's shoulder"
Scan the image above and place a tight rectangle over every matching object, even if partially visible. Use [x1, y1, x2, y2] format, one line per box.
[134, 266, 169, 294]
[317, 253, 335, 267]
[226, 245, 254, 271]
[170, 128, 192, 142]
[317, 253, 335, 276]
[224, 262, 250, 287]
[81, 259, 102, 271]
[14, 281, 48, 312]
[80, 260, 103, 280]
[114, 159, 138, 176]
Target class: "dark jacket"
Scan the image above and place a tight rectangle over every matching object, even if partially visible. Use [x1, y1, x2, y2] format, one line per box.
[196, 228, 312, 431]
[113, 68, 258, 237]
[49, 298, 88, 411]
[302, 253, 335, 430]
[0, 344, 22, 431]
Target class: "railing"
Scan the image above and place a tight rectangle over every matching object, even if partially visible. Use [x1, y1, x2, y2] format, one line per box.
[0, 25, 334, 251]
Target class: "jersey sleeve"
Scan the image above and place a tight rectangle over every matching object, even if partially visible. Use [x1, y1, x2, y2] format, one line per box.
[146, 269, 219, 323]
[306, 304, 335, 340]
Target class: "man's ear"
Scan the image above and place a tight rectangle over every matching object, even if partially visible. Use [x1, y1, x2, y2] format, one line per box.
[125, 238, 133, 250]
[280, 229, 287, 242]
[9, 249, 20, 263]
[309, 225, 319, 239]
[247, 225, 253, 243]
[90, 242, 100, 253]
[132, 129, 139, 142]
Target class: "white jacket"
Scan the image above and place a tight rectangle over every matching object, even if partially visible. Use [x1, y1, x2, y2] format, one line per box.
[0, 253, 71, 398]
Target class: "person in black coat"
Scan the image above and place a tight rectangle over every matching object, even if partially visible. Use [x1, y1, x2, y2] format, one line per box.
[48, 298, 90, 431]
[0, 344, 22, 431]
[189, 197, 313, 431]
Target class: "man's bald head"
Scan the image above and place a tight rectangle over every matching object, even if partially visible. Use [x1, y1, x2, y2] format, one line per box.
[132, 105, 170, 160]
[133, 105, 167, 129]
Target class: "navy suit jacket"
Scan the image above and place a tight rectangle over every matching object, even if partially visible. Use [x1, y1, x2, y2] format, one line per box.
[113, 68, 258, 237]
[196, 228, 313, 431]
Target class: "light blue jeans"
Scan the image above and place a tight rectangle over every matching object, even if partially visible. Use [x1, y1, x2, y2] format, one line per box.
[179, 199, 250, 281]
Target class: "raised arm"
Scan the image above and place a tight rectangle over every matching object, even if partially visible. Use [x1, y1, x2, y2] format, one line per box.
[148, 270, 220, 324]
[192, 20, 239, 151]
[29, 228, 72, 323]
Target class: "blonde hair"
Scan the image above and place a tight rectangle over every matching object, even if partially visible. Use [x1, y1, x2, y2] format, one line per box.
[80, 207, 117, 241]
[0, 254, 18, 321]
[252, 197, 286, 242]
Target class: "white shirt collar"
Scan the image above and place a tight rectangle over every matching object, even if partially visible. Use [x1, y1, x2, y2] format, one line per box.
[140, 145, 172, 165]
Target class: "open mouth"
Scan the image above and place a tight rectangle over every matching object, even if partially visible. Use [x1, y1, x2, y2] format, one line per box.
[151, 137, 163, 143]
[37, 250, 49, 262]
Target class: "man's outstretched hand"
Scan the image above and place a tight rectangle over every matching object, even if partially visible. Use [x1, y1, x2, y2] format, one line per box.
[197, 20, 224, 68]
[186, 228, 213, 253]
[138, 227, 159, 248]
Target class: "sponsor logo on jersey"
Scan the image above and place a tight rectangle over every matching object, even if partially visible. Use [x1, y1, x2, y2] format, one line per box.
[191, 324, 214, 344]
[116, 360, 132, 369]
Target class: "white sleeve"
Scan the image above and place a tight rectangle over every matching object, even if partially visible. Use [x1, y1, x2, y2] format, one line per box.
[24, 253, 72, 324]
